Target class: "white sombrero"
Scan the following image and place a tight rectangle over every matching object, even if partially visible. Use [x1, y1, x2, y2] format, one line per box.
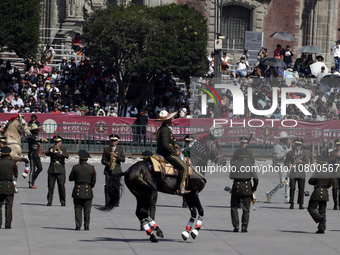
[210, 124, 224, 137]
[29, 123, 42, 131]
[274, 131, 294, 139]
[155, 110, 178, 122]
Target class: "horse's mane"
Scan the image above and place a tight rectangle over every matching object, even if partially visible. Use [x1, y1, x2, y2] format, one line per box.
[2, 115, 20, 133]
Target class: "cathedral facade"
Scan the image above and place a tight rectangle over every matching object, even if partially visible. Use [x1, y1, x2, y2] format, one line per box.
[42, 0, 340, 64]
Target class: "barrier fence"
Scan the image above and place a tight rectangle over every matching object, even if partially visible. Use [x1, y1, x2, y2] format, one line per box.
[18, 123, 334, 156]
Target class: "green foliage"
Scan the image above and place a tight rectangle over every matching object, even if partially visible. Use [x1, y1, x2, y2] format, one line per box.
[83, 4, 208, 82]
[0, 0, 42, 58]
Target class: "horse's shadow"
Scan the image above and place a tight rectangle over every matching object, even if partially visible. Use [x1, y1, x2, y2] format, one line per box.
[105, 227, 140, 232]
[79, 237, 188, 243]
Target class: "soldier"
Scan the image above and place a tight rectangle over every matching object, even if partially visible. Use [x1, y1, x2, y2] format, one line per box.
[307, 155, 333, 234]
[156, 110, 189, 195]
[0, 147, 17, 229]
[69, 150, 96, 231]
[329, 139, 340, 210]
[229, 146, 258, 233]
[45, 135, 69, 206]
[266, 131, 292, 203]
[101, 134, 125, 205]
[27, 123, 48, 189]
[284, 138, 309, 209]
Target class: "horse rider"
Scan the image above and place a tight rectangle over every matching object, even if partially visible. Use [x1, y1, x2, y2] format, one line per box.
[266, 131, 292, 203]
[45, 135, 69, 206]
[0, 146, 17, 229]
[27, 123, 48, 189]
[101, 134, 125, 205]
[284, 138, 309, 209]
[229, 146, 258, 233]
[155, 110, 190, 195]
[69, 150, 96, 231]
[307, 155, 333, 234]
[329, 139, 340, 210]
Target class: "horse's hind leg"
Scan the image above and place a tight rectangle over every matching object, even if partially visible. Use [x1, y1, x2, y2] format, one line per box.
[135, 194, 161, 242]
[181, 193, 204, 241]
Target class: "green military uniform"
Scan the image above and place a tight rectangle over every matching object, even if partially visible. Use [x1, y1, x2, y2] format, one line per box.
[307, 155, 333, 234]
[284, 139, 309, 209]
[69, 150, 96, 230]
[229, 147, 258, 233]
[45, 136, 69, 206]
[101, 134, 125, 205]
[157, 122, 187, 193]
[329, 140, 340, 210]
[0, 147, 17, 229]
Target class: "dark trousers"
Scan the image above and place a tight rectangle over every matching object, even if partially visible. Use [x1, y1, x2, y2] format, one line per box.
[230, 193, 251, 228]
[308, 200, 327, 230]
[47, 173, 66, 204]
[73, 198, 92, 229]
[289, 178, 305, 205]
[28, 151, 43, 186]
[0, 194, 14, 228]
[164, 155, 187, 190]
[332, 178, 340, 207]
[138, 127, 147, 147]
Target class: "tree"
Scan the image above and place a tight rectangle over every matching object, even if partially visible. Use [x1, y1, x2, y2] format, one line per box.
[0, 0, 42, 58]
[82, 4, 208, 106]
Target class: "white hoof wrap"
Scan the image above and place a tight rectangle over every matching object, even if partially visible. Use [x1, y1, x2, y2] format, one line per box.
[191, 229, 199, 239]
[181, 230, 190, 241]
[22, 172, 28, 178]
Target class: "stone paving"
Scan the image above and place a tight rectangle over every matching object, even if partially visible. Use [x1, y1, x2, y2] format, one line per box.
[1, 158, 340, 255]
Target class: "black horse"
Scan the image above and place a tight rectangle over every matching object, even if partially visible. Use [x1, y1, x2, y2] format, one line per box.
[99, 133, 221, 243]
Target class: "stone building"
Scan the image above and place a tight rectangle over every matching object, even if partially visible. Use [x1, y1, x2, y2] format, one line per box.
[42, 0, 340, 65]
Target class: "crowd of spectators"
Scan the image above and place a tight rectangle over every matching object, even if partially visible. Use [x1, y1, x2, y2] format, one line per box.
[204, 42, 340, 121]
[0, 54, 191, 120]
[1, 40, 340, 123]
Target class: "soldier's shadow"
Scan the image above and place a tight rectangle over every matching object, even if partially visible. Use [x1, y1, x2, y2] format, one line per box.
[280, 230, 311, 234]
[21, 203, 47, 207]
[42, 227, 75, 231]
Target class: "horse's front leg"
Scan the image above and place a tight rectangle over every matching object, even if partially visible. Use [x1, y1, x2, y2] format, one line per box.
[181, 193, 204, 241]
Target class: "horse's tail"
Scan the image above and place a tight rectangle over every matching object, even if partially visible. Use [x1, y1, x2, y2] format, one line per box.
[95, 172, 127, 211]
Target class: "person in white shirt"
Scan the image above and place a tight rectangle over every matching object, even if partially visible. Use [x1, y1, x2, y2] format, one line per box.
[329, 66, 340, 75]
[121, 100, 138, 117]
[11, 94, 24, 107]
[266, 132, 292, 203]
[331, 40, 340, 72]
[231, 57, 248, 78]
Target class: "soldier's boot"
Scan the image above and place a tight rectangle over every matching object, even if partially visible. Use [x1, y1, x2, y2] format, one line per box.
[299, 204, 304, 210]
[241, 225, 248, 233]
[233, 226, 239, 232]
[289, 203, 294, 209]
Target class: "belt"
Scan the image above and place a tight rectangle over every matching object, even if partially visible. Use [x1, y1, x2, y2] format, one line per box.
[0, 179, 13, 181]
[234, 179, 251, 182]
[316, 185, 328, 188]
[75, 182, 91, 185]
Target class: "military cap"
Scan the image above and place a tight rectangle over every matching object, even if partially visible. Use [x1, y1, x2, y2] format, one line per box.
[53, 135, 63, 142]
[237, 148, 250, 158]
[184, 135, 193, 142]
[110, 134, 119, 141]
[335, 139, 340, 145]
[141, 151, 153, 158]
[239, 136, 249, 144]
[294, 138, 303, 145]
[0, 137, 6, 143]
[316, 155, 328, 164]
[78, 150, 91, 159]
[1, 146, 11, 155]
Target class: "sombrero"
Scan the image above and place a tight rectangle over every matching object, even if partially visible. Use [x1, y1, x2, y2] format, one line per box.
[274, 131, 295, 139]
[29, 123, 42, 131]
[155, 110, 177, 122]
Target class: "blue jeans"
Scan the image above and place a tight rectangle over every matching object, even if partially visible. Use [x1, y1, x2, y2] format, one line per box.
[334, 57, 340, 72]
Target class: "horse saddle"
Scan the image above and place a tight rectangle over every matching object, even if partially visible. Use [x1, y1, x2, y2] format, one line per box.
[150, 155, 192, 177]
